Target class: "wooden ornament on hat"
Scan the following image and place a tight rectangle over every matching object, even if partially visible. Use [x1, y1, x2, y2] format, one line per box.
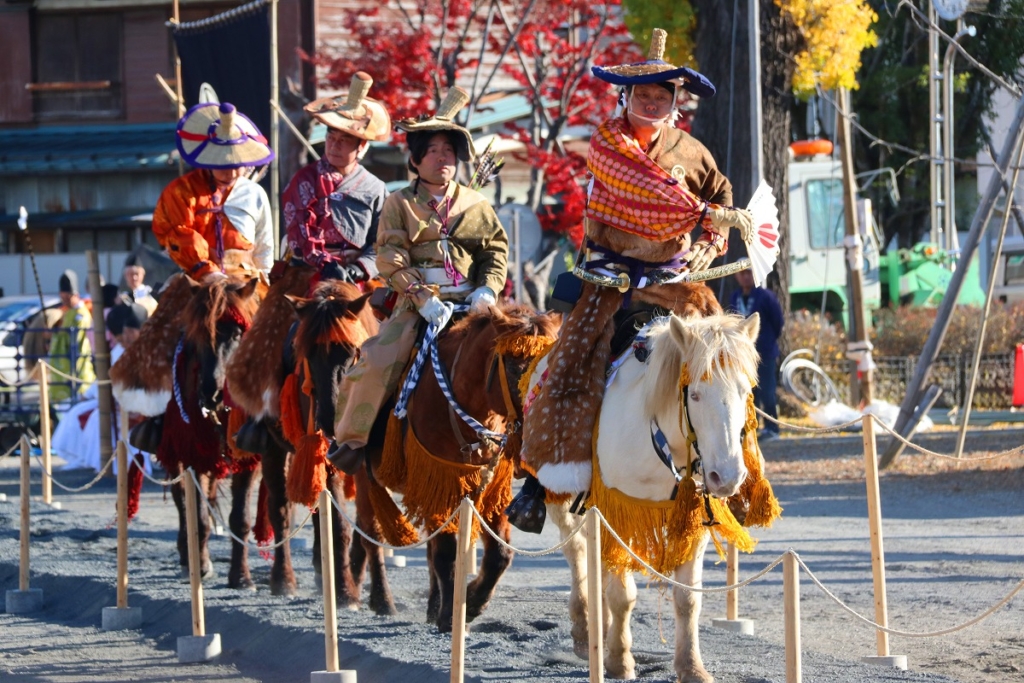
[435, 87, 470, 121]
[648, 28, 667, 61]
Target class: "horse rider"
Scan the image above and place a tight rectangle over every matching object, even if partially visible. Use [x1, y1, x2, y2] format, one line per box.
[329, 87, 509, 469]
[282, 72, 391, 286]
[152, 102, 275, 281]
[519, 28, 756, 494]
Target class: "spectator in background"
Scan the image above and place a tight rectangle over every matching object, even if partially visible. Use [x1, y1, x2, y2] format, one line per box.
[730, 268, 784, 439]
[49, 269, 94, 402]
[122, 255, 157, 315]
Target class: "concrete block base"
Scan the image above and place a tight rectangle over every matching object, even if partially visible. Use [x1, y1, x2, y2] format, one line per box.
[102, 606, 143, 631]
[310, 670, 357, 683]
[385, 555, 406, 568]
[861, 655, 908, 670]
[6, 588, 43, 613]
[48, 501, 62, 510]
[711, 618, 755, 635]
[0, 493, 8, 502]
[177, 633, 221, 663]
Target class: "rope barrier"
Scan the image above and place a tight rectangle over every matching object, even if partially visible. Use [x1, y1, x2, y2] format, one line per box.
[0, 363, 41, 388]
[756, 408, 1024, 461]
[1, 441, 21, 458]
[0, 361, 112, 388]
[792, 551, 1024, 638]
[186, 468, 314, 551]
[41, 361, 111, 386]
[135, 458, 187, 486]
[327, 488, 460, 551]
[469, 503, 588, 557]
[30, 451, 113, 493]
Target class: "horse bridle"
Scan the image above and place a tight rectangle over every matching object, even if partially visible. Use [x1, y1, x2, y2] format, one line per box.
[632, 336, 720, 527]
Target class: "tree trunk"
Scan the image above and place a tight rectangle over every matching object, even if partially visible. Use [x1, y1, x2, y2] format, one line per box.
[759, 0, 799, 333]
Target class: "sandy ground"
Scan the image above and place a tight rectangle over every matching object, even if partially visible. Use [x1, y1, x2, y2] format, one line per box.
[1, 426, 1022, 683]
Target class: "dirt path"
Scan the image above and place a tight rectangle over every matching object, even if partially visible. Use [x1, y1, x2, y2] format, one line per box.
[1, 426, 1022, 683]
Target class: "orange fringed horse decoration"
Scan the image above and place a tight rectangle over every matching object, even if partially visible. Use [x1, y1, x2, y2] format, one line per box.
[369, 305, 560, 632]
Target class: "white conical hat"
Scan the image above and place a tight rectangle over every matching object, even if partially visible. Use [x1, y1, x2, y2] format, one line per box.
[176, 102, 274, 169]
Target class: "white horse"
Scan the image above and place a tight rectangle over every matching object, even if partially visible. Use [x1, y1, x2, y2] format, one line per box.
[547, 312, 762, 682]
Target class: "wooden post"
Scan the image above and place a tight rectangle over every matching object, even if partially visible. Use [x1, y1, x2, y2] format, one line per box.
[726, 542, 739, 620]
[783, 552, 801, 683]
[585, 507, 604, 683]
[467, 539, 478, 576]
[39, 363, 52, 505]
[862, 415, 890, 656]
[269, 0, 281, 252]
[116, 440, 129, 609]
[19, 435, 31, 592]
[450, 499, 473, 683]
[86, 251, 113, 473]
[319, 489, 339, 672]
[183, 469, 205, 637]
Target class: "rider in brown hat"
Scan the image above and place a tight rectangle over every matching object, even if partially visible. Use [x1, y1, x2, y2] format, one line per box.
[329, 87, 508, 467]
[282, 72, 391, 284]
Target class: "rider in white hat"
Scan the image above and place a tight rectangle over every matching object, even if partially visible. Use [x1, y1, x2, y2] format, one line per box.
[153, 102, 275, 279]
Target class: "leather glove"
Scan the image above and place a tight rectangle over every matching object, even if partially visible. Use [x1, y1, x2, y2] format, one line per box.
[417, 295, 452, 328]
[686, 235, 723, 273]
[707, 206, 754, 243]
[320, 260, 363, 283]
[467, 286, 496, 313]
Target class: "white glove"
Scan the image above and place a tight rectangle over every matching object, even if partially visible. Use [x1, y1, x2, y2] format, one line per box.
[467, 286, 496, 313]
[707, 207, 754, 243]
[202, 270, 228, 283]
[417, 295, 452, 328]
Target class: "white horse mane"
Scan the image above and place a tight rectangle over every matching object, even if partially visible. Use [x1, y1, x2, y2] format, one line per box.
[641, 313, 760, 418]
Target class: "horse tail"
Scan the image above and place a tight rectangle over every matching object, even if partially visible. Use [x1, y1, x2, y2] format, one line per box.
[366, 475, 419, 547]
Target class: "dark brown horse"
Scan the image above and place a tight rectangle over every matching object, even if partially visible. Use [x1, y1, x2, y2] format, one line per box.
[158, 275, 265, 588]
[366, 304, 561, 632]
[284, 279, 394, 613]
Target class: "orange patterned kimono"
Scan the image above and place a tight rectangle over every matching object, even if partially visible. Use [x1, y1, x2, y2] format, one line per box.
[152, 169, 267, 279]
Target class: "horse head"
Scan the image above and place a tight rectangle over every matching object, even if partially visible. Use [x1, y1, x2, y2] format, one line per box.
[183, 275, 262, 414]
[446, 305, 561, 422]
[287, 280, 377, 438]
[601, 312, 760, 501]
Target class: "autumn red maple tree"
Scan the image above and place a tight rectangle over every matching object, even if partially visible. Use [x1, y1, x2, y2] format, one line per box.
[314, 0, 669, 246]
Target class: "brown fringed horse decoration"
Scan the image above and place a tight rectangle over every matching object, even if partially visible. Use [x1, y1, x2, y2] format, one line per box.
[367, 305, 561, 632]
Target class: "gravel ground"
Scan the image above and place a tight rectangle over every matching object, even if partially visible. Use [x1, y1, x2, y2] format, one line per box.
[1, 426, 1022, 683]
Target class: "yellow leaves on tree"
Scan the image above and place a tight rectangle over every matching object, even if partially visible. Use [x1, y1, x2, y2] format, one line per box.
[777, 0, 878, 98]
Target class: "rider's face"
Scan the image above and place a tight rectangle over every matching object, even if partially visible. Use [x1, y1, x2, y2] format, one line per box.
[411, 133, 457, 187]
[627, 84, 675, 129]
[325, 129, 367, 173]
[211, 167, 244, 187]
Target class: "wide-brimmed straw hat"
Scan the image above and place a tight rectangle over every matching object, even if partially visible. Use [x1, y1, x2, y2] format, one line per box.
[592, 28, 716, 98]
[395, 87, 476, 162]
[305, 72, 392, 142]
[176, 102, 274, 170]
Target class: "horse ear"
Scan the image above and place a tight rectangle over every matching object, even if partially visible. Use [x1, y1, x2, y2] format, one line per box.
[347, 292, 372, 316]
[668, 315, 692, 350]
[185, 276, 202, 292]
[739, 312, 761, 341]
[284, 294, 310, 312]
[237, 277, 260, 300]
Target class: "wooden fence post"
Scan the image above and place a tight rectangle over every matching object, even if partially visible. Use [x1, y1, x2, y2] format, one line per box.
[586, 506, 604, 683]
[450, 498, 473, 683]
[712, 542, 754, 634]
[39, 363, 53, 505]
[102, 436, 143, 630]
[176, 469, 221, 662]
[783, 551, 801, 683]
[5, 435, 43, 612]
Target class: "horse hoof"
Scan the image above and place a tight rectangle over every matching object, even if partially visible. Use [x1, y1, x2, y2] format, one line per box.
[572, 639, 589, 661]
[677, 669, 714, 683]
[435, 615, 454, 633]
[229, 576, 257, 591]
[606, 655, 636, 680]
[270, 581, 298, 597]
[369, 598, 398, 617]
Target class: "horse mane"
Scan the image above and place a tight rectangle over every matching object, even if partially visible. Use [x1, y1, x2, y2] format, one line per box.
[642, 313, 759, 417]
[292, 280, 368, 362]
[448, 304, 561, 356]
[183, 276, 260, 348]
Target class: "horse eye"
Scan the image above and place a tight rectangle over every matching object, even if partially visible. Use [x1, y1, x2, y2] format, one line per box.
[690, 392, 700, 402]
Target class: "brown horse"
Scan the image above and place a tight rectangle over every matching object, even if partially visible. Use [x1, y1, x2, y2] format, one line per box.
[283, 279, 394, 613]
[115, 274, 265, 587]
[366, 304, 561, 632]
[225, 268, 390, 610]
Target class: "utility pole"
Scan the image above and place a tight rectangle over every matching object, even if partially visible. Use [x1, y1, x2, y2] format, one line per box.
[838, 88, 874, 405]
